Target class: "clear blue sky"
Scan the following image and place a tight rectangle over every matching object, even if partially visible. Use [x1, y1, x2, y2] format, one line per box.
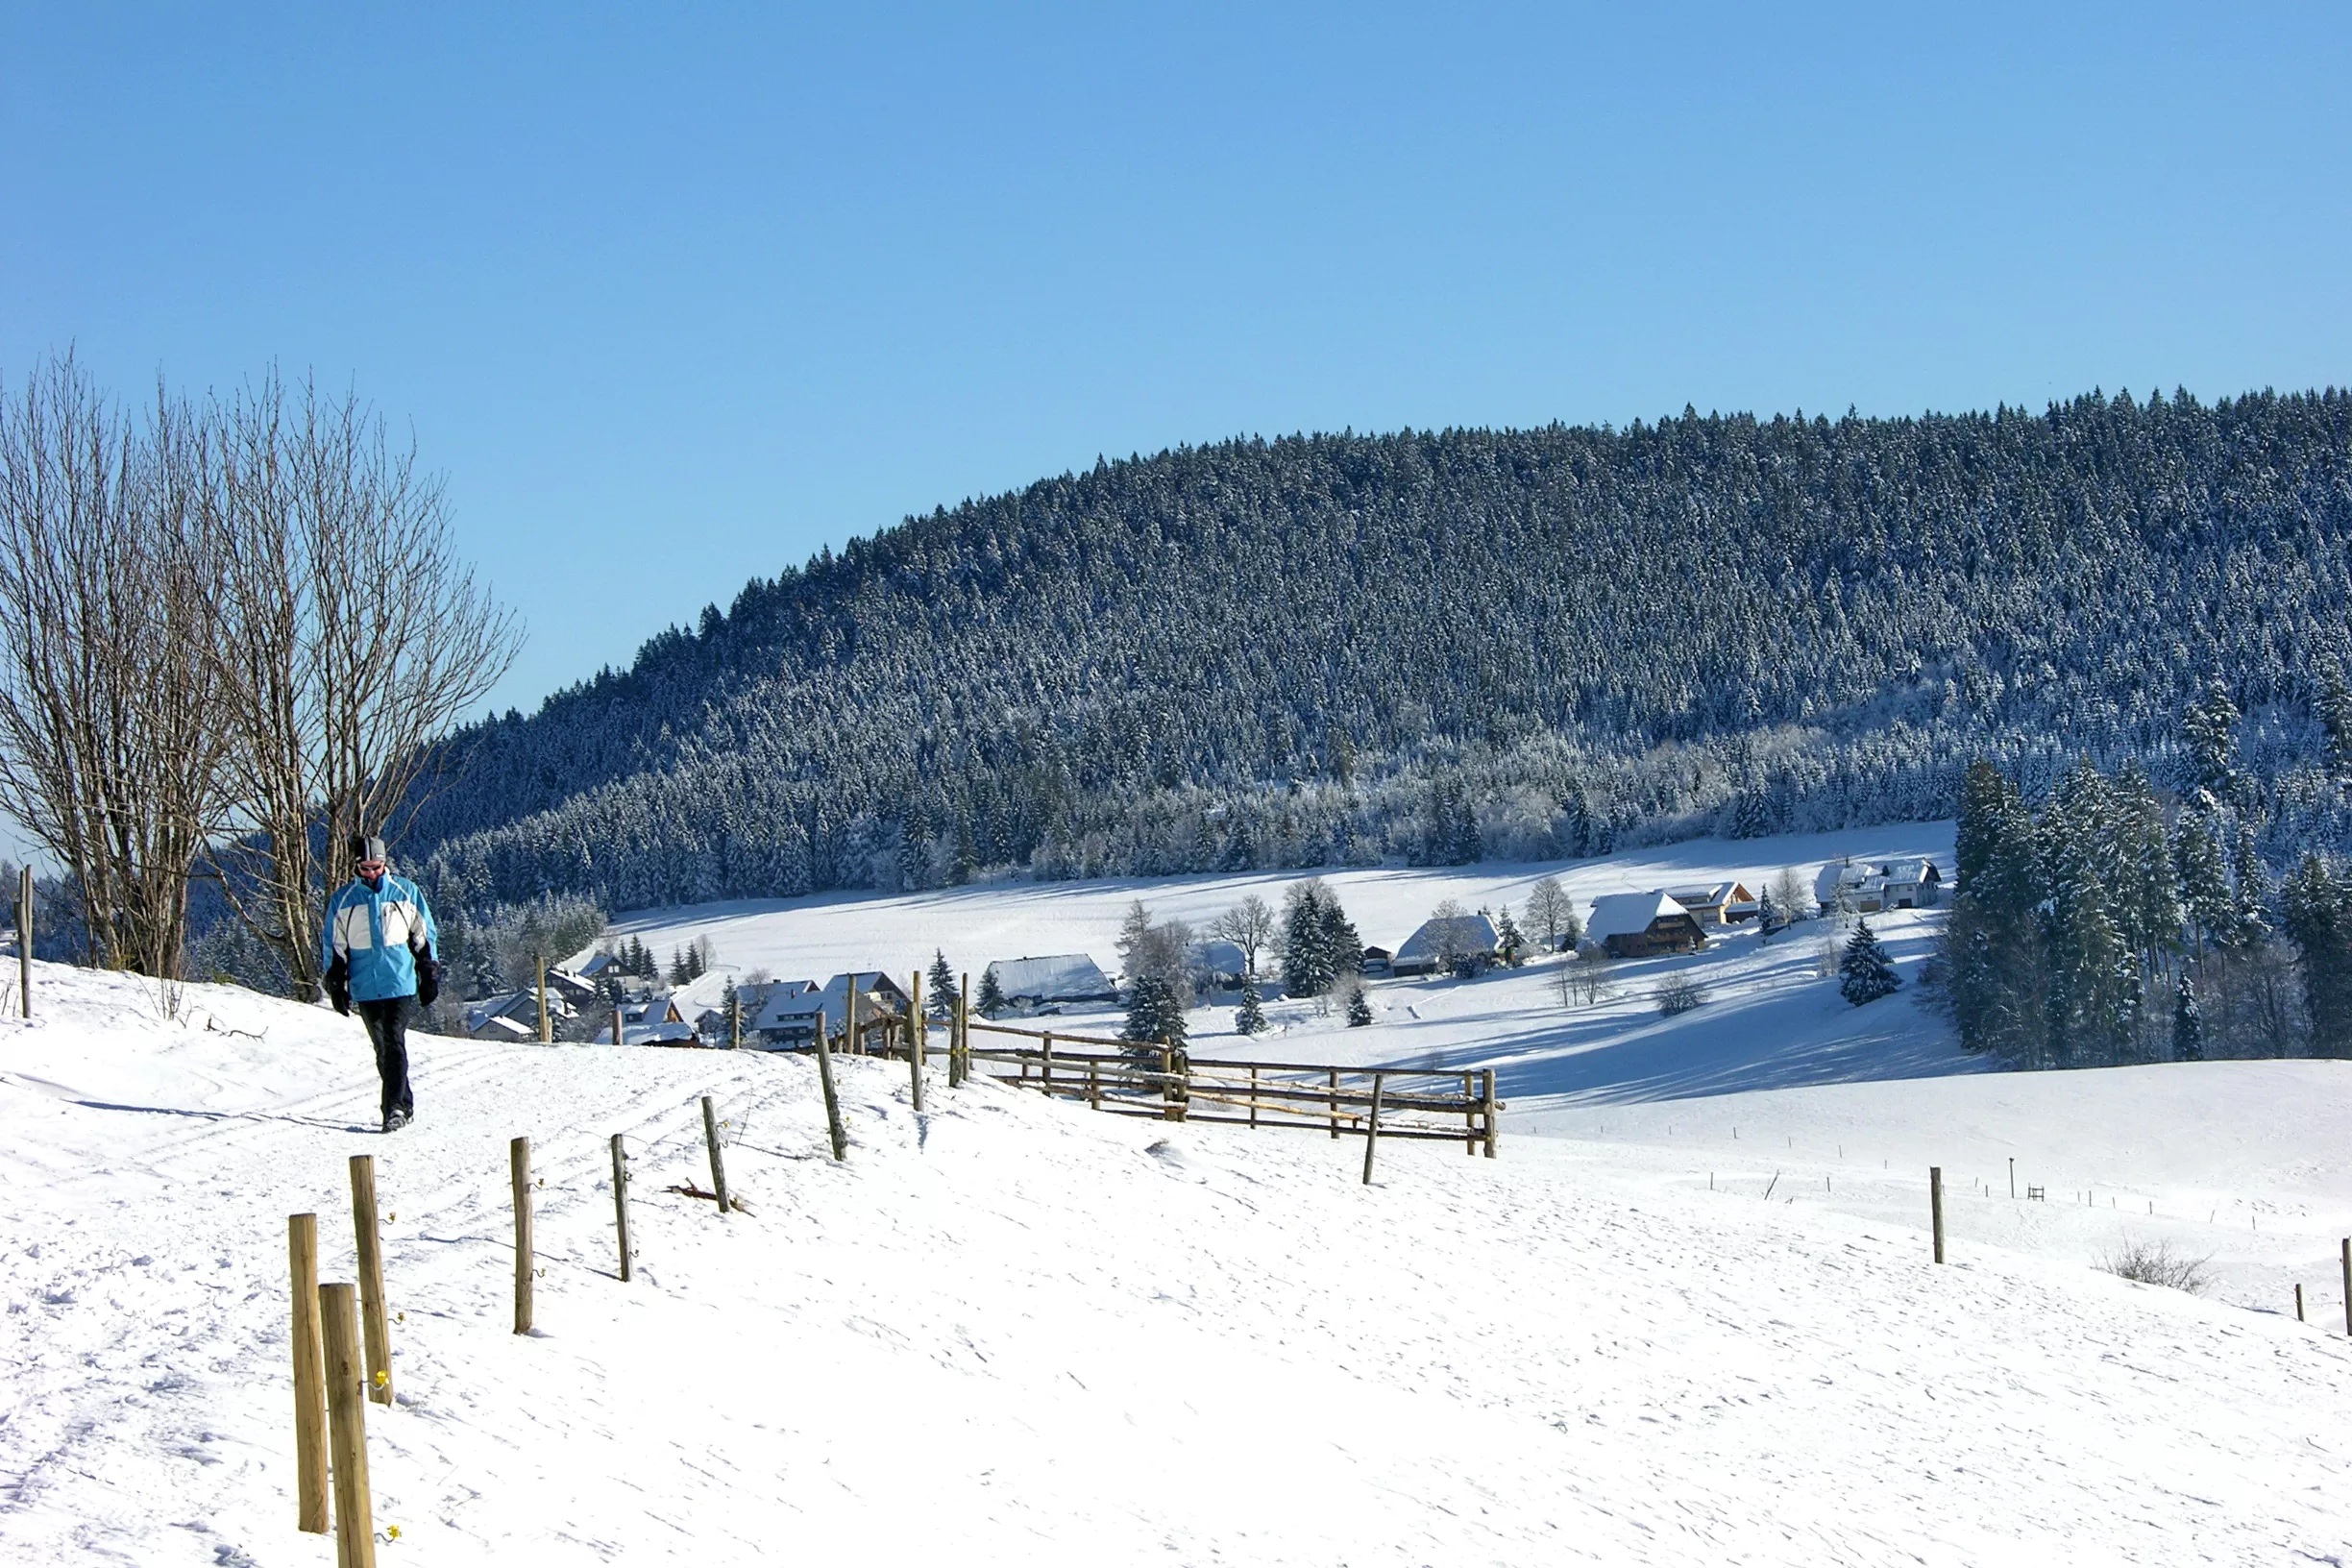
[4, 3, 2347, 722]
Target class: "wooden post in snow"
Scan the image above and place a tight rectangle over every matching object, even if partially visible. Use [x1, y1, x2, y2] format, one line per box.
[846, 980, 860, 1058]
[16, 865, 31, 1018]
[2341, 1239, 2351, 1336]
[730, 994, 741, 1050]
[613, 1006, 625, 1046]
[1361, 1071, 1385, 1186]
[348, 1156, 392, 1405]
[701, 1096, 731, 1215]
[815, 1008, 846, 1161]
[2296, 1283, 2306, 1323]
[319, 1282, 378, 1568]
[955, 973, 970, 1086]
[2007, 1156, 2015, 1199]
[1041, 1031, 1054, 1098]
[510, 1138, 533, 1334]
[908, 971, 925, 1112]
[610, 1134, 632, 1282]
[1462, 1070, 1476, 1155]
[1482, 1068, 1499, 1158]
[1930, 1166, 1947, 1264]
[536, 954, 551, 1042]
[1328, 1066, 1340, 1139]
[288, 1213, 329, 1533]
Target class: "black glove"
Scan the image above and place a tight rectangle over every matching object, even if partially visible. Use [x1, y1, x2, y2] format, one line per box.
[415, 955, 440, 1009]
[326, 955, 352, 1017]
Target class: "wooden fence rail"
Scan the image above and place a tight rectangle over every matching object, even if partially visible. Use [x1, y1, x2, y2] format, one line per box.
[956, 1019, 1499, 1155]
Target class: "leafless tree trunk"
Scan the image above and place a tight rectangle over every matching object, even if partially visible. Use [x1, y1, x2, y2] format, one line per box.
[0, 357, 233, 977]
[1210, 894, 1274, 979]
[208, 372, 521, 998]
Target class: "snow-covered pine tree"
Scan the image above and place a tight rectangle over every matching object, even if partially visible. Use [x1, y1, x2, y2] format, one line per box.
[1345, 981, 1372, 1027]
[1235, 971, 1267, 1035]
[926, 949, 957, 1018]
[2173, 810, 2233, 956]
[1123, 973, 1187, 1050]
[1756, 885, 1783, 941]
[1495, 907, 1524, 967]
[1838, 920, 1900, 1007]
[976, 968, 1006, 1017]
[1282, 880, 1333, 996]
[2321, 662, 2352, 782]
[2281, 854, 2352, 1058]
[2183, 678, 2242, 800]
[2171, 968, 2203, 1062]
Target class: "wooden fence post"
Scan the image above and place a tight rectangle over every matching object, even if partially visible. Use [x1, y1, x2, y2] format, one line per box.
[1462, 1071, 1476, 1156]
[1482, 1068, 1499, 1158]
[1361, 1071, 1385, 1186]
[847, 982, 860, 1058]
[536, 954, 551, 1042]
[1041, 1031, 1055, 1098]
[730, 995, 741, 1050]
[348, 1156, 392, 1405]
[1160, 1044, 1176, 1121]
[16, 866, 30, 1019]
[908, 972, 925, 1112]
[319, 1282, 379, 1568]
[2341, 1238, 2350, 1336]
[511, 1138, 533, 1334]
[1173, 1046, 1188, 1121]
[1328, 1066, 1339, 1139]
[1250, 1065, 1260, 1129]
[289, 1214, 330, 1534]
[815, 1008, 846, 1161]
[613, 1006, 624, 1046]
[701, 1095, 732, 1215]
[1930, 1166, 1947, 1264]
[953, 976, 968, 1086]
[2296, 1283, 2306, 1323]
[2007, 1156, 2015, 1199]
[611, 1134, 632, 1282]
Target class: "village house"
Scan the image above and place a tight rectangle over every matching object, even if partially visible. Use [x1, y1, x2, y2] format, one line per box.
[464, 989, 570, 1041]
[1814, 857, 1944, 916]
[1390, 912, 1502, 978]
[1583, 891, 1707, 959]
[1663, 881, 1756, 926]
[755, 972, 912, 1045]
[617, 993, 696, 1045]
[1188, 939, 1249, 992]
[983, 953, 1117, 1012]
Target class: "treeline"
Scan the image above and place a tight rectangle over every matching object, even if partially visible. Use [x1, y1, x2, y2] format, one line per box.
[413, 385, 2352, 916]
[1942, 683, 2352, 1066]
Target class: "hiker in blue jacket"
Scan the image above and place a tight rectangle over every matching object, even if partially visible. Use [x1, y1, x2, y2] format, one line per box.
[322, 835, 441, 1133]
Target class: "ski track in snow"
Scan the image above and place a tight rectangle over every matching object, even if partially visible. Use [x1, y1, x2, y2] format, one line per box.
[5, 824, 2352, 1563]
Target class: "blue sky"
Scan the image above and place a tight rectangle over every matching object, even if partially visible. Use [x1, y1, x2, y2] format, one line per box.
[4, 3, 2347, 722]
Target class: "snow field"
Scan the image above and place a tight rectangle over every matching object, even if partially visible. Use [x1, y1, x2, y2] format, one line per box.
[6, 964, 2352, 1563]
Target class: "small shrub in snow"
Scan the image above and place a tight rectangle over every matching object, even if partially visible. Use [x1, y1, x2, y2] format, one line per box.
[2098, 1239, 2215, 1294]
[1654, 974, 1707, 1017]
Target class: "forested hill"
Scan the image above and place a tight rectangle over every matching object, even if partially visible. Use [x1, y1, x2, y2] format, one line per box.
[415, 388, 2352, 915]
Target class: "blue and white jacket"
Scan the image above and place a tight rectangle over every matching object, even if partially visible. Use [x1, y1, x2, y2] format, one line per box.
[321, 873, 439, 1004]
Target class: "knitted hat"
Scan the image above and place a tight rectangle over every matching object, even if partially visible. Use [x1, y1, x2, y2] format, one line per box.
[350, 834, 389, 866]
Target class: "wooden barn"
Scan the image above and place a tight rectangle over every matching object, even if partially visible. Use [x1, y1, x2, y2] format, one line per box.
[1584, 891, 1707, 959]
[1663, 881, 1755, 926]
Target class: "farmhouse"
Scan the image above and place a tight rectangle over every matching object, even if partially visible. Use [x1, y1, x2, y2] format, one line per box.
[1878, 857, 1944, 908]
[1663, 881, 1755, 926]
[1815, 857, 1943, 915]
[1584, 891, 1707, 959]
[1391, 912, 1501, 978]
[617, 993, 696, 1045]
[984, 953, 1117, 1011]
[755, 973, 910, 1044]
[1188, 939, 1249, 991]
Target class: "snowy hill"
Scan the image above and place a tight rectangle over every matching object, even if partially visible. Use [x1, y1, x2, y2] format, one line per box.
[6, 960, 2352, 1564]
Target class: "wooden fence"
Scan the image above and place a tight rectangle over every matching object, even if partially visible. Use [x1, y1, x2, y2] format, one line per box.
[958, 1018, 1499, 1156]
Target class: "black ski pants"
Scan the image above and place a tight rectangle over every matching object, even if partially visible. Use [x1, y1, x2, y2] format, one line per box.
[356, 994, 415, 1123]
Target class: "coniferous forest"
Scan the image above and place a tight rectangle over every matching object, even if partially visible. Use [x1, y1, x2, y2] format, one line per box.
[410, 388, 2352, 919]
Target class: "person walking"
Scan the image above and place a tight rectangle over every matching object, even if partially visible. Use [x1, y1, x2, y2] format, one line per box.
[322, 834, 441, 1133]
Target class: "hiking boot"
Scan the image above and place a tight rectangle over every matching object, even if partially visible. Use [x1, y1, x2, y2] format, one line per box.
[383, 1108, 411, 1133]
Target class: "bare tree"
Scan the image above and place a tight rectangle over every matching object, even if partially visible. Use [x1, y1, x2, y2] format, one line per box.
[1525, 875, 1578, 953]
[1428, 896, 1472, 973]
[0, 358, 233, 976]
[1210, 894, 1275, 978]
[207, 372, 522, 997]
[1556, 944, 1617, 1007]
[1771, 866, 1811, 925]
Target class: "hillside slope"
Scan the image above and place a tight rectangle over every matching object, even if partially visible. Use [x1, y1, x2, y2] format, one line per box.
[414, 390, 2352, 913]
[6, 965, 2351, 1565]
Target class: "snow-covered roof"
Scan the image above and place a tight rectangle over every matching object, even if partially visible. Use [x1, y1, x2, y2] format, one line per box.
[1584, 892, 1693, 945]
[575, 952, 618, 977]
[1815, 862, 1872, 900]
[1881, 858, 1940, 884]
[745, 979, 820, 1032]
[1189, 940, 1247, 977]
[1395, 913, 1501, 962]
[1664, 882, 1743, 909]
[763, 973, 907, 1028]
[473, 1015, 535, 1041]
[986, 953, 1115, 1000]
[622, 1019, 698, 1045]
[465, 992, 533, 1032]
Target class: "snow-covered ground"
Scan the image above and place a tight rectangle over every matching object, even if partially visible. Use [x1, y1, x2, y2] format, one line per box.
[6, 953, 2352, 1565]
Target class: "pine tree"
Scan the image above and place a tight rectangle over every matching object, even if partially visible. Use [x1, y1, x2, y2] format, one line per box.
[2321, 663, 2352, 782]
[2282, 854, 2352, 1058]
[1345, 982, 1372, 1027]
[976, 968, 1006, 1017]
[1839, 920, 1900, 1006]
[2227, 821, 2272, 947]
[1321, 897, 1363, 987]
[2182, 678, 2242, 799]
[1235, 971, 1267, 1035]
[668, 946, 689, 985]
[1283, 881, 1334, 996]
[1495, 907, 1524, 967]
[1756, 885, 1783, 941]
[2174, 811, 2233, 955]
[1123, 973, 1187, 1049]
[926, 949, 957, 1018]
[2170, 969, 2203, 1062]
